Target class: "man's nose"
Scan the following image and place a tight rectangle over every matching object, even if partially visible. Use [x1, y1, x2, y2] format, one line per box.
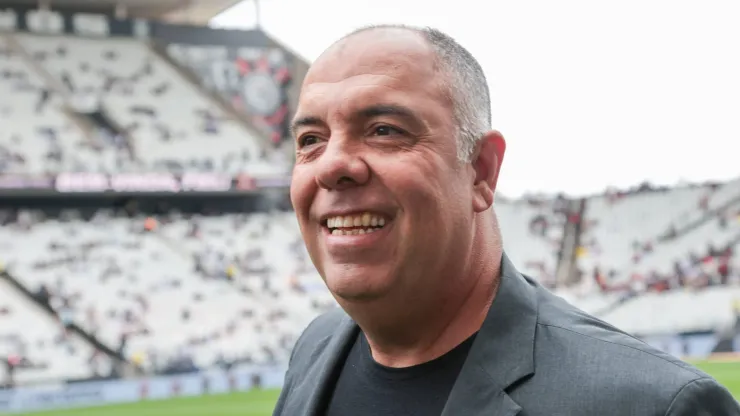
[315, 138, 370, 190]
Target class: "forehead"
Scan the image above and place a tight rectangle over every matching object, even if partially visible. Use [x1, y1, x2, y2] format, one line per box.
[297, 31, 447, 117]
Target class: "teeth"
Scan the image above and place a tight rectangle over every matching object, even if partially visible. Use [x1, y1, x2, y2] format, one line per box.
[331, 228, 379, 236]
[325, 212, 388, 231]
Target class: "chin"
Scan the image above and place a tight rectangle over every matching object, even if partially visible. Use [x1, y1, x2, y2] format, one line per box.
[324, 266, 393, 302]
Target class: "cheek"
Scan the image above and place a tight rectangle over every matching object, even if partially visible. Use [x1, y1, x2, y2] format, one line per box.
[288, 185, 302, 213]
[290, 169, 318, 236]
[290, 168, 313, 211]
[392, 161, 471, 231]
[390, 156, 462, 206]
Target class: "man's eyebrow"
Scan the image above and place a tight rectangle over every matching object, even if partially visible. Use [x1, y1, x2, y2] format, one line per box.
[290, 116, 323, 137]
[290, 104, 421, 136]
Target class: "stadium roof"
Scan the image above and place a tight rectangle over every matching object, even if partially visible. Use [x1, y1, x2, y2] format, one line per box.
[0, 0, 241, 24]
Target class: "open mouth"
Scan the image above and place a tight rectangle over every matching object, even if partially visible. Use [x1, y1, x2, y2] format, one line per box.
[322, 212, 389, 236]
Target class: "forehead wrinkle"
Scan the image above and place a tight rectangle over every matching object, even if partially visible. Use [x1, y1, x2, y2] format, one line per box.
[302, 68, 439, 111]
[305, 55, 428, 88]
[299, 75, 399, 113]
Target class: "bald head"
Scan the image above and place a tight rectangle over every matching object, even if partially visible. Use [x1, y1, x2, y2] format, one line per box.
[323, 25, 492, 162]
[309, 26, 438, 87]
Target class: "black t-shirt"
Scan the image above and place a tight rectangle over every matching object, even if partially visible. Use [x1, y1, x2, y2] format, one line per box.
[324, 331, 477, 416]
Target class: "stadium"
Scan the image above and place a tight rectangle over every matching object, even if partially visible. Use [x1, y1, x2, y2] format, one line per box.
[0, 0, 738, 414]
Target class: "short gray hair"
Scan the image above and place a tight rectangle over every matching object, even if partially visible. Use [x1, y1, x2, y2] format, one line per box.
[344, 25, 491, 162]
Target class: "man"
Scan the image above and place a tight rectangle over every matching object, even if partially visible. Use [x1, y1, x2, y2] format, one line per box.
[275, 25, 740, 415]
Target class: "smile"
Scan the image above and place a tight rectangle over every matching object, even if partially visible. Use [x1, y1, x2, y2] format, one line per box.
[323, 212, 389, 236]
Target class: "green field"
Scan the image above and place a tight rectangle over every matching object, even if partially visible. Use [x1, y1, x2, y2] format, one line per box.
[693, 360, 740, 399]
[14, 361, 740, 416]
[16, 389, 281, 416]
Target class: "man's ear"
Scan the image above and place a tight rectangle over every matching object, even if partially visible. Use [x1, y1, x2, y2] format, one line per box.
[472, 130, 506, 213]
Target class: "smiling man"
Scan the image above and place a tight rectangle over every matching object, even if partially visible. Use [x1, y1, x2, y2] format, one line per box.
[273, 25, 740, 416]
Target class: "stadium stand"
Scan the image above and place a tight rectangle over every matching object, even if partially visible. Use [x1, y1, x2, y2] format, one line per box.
[0, 276, 112, 386]
[0, 36, 108, 175]
[0, 209, 327, 374]
[2, 184, 739, 387]
[496, 197, 565, 286]
[0, 33, 287, 176]
[0, 201, 564, 377]
[579, 179, 740, 283]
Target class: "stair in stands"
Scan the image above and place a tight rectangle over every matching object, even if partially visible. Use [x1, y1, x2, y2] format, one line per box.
[1, 33, 106, 156]
[0, 270, 137, 381]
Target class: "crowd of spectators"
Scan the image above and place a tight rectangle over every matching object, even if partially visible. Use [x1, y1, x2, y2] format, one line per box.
[577, 181, 740, 298]
[0, 178, 739, 386]
[0, 206, 331, 385]
[2, 34, 289, 176]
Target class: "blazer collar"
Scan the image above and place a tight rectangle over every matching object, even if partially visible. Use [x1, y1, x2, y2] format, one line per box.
[298, 252, 538, 416]
[440, 252, 538, 416]
[296, 314, 358, 416]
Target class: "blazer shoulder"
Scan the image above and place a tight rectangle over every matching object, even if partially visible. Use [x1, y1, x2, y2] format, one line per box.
[534, 288, 713, 392]
[518, 289, 732, 415]
[665, 377, 740, 415]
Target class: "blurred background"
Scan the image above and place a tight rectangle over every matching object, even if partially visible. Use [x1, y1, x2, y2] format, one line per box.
[0, 0, 738, 414]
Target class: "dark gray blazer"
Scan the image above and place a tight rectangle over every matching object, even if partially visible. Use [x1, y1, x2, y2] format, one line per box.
[273, 254, 740, 415]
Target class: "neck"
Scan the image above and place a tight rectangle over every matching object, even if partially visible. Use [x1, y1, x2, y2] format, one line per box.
[342, 218, 502, 368]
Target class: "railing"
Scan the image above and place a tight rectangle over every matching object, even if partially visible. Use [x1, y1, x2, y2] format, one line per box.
[0, 366, 284, 414]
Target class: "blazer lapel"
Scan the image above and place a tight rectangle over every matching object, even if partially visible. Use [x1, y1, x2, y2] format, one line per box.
[283, 312, 359, 416]
[442, 364, 523, 416]
[441, 253, 539, 416]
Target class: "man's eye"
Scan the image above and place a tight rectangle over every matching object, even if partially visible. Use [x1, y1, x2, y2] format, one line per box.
[373, 125, 403, 136]
[298, 135, 320, 147]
